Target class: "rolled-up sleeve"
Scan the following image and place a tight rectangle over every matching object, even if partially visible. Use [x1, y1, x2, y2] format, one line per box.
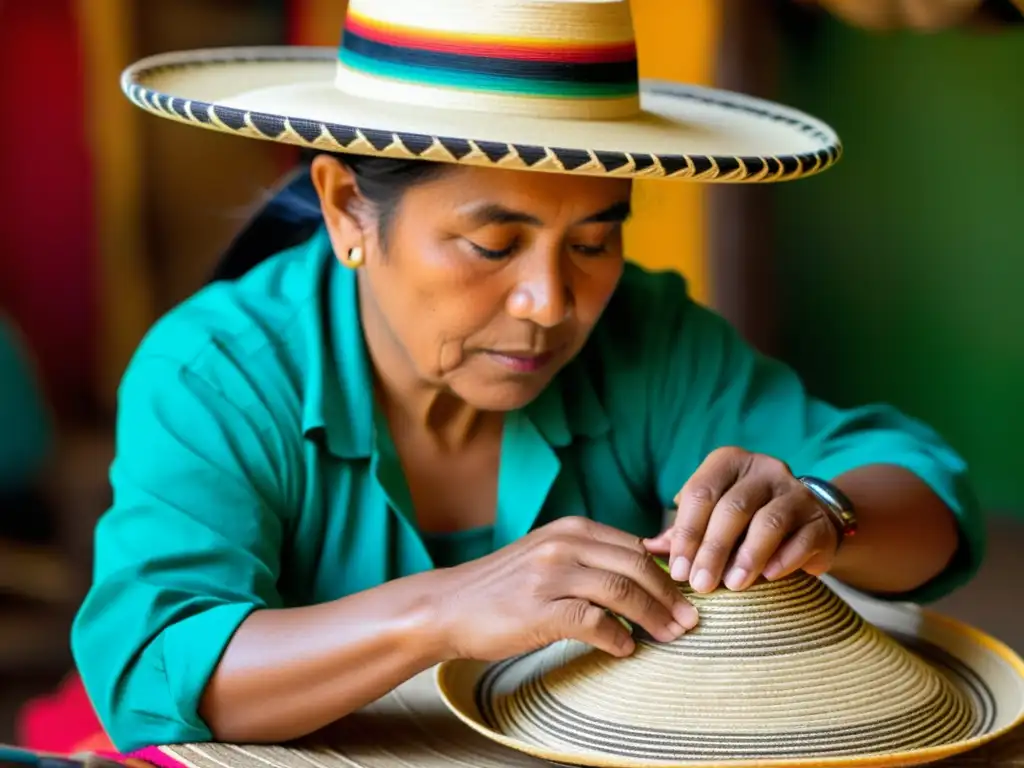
[641, 270, 984, 605]
[71, 352, 294, 751]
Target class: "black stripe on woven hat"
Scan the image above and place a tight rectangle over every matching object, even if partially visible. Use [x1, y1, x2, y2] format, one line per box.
[471, 573, 992, 761]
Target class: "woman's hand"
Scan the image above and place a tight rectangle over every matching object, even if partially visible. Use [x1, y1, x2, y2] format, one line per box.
[432, 516, 699, 661]
[644, 447, 839, 594]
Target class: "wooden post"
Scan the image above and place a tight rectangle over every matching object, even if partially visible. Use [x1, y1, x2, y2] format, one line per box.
[706, 0, 783, 353]
[74, 0, 156, 414]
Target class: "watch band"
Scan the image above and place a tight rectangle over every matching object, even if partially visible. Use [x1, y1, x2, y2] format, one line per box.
[797, 476, 858, 541]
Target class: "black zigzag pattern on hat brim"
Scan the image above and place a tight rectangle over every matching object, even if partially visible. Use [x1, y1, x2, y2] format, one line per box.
[123, 53, 843, 182]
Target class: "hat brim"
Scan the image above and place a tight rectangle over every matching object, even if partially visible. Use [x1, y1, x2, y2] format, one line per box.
[436, 588, 1024, 768]
[123, 47, 841, 182]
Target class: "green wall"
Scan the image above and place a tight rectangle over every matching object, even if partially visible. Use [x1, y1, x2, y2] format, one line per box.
[772, 16, 1024, 516]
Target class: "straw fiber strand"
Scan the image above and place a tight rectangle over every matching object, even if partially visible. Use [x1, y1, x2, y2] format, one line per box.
[121, 49, 841, 182]
[150, 570, 1024, 768]
[474, 574, 984, 760]
[153, 670, 545, 768]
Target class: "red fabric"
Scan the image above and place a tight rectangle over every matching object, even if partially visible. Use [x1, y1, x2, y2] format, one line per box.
[0, 0, 96, 420]
[15, 671, 110, 754]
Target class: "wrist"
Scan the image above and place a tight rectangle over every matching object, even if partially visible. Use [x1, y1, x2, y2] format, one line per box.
[396, 569, 461, 666]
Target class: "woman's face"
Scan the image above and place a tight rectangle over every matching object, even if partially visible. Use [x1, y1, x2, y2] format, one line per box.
[316, 158, 631, 412]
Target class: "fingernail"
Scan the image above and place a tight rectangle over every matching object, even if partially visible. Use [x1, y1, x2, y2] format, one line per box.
[670, 556, 690, 581]
[691, 569, 714, 593]
[666, 621, 685, 638]
[616, 634, 636, 654]
[725, 567, 749, 591]
[673, 602, 699, 629]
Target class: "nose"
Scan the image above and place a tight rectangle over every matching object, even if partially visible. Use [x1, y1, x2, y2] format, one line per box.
[507, 251, 572, 328]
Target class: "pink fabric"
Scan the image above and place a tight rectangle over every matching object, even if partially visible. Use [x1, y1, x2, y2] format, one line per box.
[15, 671, 109, 754]
[129, 747, 187, 768]
[18, 671, 191, 767]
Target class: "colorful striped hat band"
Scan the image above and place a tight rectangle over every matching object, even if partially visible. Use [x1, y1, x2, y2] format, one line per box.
[335, 0, 643, 119]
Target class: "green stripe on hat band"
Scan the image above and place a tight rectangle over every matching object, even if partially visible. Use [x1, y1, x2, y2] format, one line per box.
[338, 48, 639, 99]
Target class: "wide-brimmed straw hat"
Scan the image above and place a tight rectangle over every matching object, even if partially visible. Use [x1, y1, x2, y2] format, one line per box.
[121, 0, 841, 182]
[135, 572, 1023, 768]
[437, 572, 1024, 768]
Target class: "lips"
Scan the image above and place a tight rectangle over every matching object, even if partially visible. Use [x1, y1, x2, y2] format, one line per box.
[485, 348, 559, 374]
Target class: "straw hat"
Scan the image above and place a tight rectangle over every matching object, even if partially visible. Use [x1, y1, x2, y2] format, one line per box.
[121, 0, 841, 182]
[437, 572, 1024, 768]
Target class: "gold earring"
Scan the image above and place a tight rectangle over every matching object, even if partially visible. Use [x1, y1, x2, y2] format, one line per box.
[343, 246, 364, 269]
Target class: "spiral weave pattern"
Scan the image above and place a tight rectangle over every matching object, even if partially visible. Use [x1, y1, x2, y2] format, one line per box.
[477, 573, 990, 761]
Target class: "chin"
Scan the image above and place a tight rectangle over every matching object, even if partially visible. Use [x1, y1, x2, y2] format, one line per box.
[455, 378, 552, 412]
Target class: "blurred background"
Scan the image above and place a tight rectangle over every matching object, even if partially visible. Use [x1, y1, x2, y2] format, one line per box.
[1, 0, 1022, 748]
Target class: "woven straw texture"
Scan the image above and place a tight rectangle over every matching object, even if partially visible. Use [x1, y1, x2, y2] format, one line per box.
[475, 573, 981, 760]
[119, 0, 843, 181]
[140, 573, 1024, 768]
[122, 48, 840, 183]
[439, 573, 1024, 767]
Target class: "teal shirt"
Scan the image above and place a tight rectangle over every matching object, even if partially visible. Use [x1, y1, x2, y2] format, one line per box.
[71, 229, 984, 751]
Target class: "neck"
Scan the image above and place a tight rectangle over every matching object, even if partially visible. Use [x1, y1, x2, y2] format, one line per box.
[357, 275, 495, 452]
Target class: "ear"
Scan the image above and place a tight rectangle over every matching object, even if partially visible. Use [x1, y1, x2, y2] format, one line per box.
[310, 154, 369, 258]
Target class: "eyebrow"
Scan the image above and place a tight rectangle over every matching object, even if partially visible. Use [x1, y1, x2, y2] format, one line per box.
[461, 200, 633, 228]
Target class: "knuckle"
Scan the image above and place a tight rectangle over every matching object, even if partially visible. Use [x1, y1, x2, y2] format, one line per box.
[604, 573, 635, 603]
[533, 537, 570, 565]
[760, 509, 791, 533]
[793, 526, 822, 551]
[712, 445, 742, 461]
[671, 524, 703, 544]
[697, 538, 731, 559]
[553, 516, 591, 537]
[685, 484, 716, 508]
[721, 496, 753, 519]
[564, 599, 597, 629]
[759, 455, 791, 477]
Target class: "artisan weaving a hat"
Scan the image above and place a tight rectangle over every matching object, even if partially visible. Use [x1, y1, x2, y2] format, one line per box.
[59, 0, 1024, 766]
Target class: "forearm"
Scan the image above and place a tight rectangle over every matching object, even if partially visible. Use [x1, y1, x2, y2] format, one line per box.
[199, 569, 448, 744]
[829, 464, 960, 596]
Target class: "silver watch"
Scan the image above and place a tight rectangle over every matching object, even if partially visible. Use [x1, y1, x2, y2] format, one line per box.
[798, 476, 858, 541]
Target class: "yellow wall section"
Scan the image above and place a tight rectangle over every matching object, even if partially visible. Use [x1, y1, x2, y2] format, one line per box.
[628, 0, 720, 305]
[292, 0, 347, 45]
[74, 0, 156, 412]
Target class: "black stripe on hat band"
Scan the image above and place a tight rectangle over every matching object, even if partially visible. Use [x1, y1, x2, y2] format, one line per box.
[340, 31, 640, 89]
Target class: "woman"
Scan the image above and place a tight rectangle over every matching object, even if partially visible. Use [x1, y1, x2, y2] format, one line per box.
[70, 0, 982, 754]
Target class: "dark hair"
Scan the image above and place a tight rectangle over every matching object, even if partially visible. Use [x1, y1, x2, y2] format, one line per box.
[211, 152, 448, 283]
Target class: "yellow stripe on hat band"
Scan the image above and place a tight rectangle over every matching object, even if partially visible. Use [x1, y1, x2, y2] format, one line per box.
[335, 0, 642, 117]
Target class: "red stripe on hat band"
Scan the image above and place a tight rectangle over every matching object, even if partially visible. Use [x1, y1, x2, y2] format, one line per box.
[343, 14, 637, 65]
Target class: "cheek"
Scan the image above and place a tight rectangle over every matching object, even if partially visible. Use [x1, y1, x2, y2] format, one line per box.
[371, 252, 508, 372]
[574, 259, 625, 323]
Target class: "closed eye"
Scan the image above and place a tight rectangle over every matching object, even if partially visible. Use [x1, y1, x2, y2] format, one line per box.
[467, 239, 517, 260]
[572, 244, 608, 256]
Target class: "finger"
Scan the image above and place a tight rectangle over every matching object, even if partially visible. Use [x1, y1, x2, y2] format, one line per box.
[763, 515, 838, 581]
[668, 450, 746, 582]
[553, 516, 666, 555]
[554, 599, 636, 657]
[642, 528, 672, 554]
[802, 548, 835, 577]
[574, 541, 698, 631]
[689, 478, 773, 593]
[723, 494, 804, 591]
